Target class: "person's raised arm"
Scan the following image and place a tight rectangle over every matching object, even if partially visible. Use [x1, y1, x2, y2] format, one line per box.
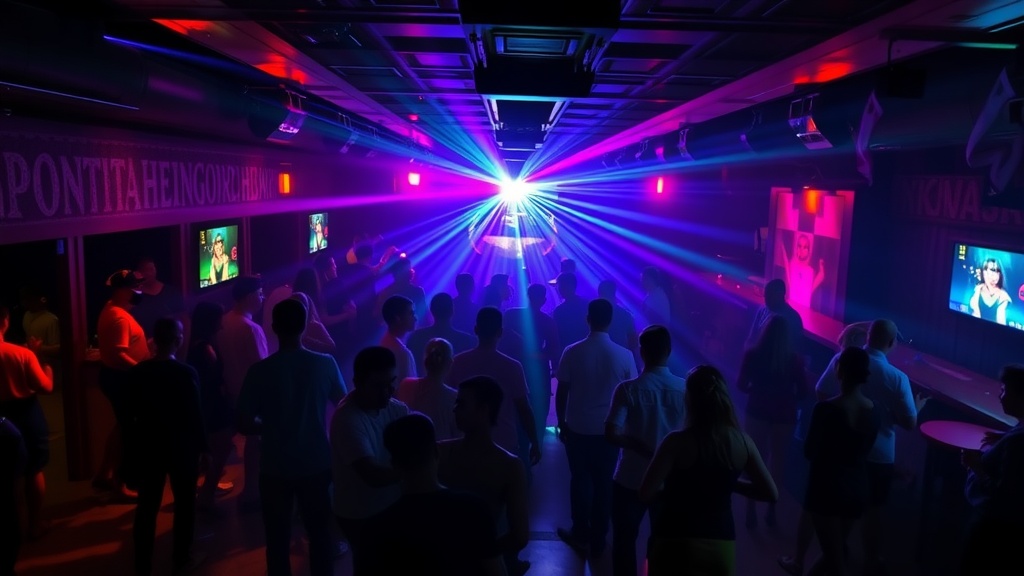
[734, 432, 779, 502]
[815, 355, 840, 402]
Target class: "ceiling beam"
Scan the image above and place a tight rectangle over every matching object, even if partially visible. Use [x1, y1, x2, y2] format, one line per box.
[617, 16, 847, 34]
[100, 4, 852, 34]
[100, 5, 461, 23]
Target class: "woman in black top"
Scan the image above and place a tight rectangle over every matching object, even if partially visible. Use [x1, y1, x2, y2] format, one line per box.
[803, 347, 880, 576]
[640, 365, 778, 576]
[188, 301, 234, 512]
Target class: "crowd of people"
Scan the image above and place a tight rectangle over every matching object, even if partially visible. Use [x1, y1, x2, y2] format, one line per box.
[1, 247, 1023, 576]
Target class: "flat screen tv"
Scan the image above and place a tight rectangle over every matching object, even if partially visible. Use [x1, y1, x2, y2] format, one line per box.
[198, 224, 240, 288]
[309, 212, 328, 254]
[949, 242, 1024, 330]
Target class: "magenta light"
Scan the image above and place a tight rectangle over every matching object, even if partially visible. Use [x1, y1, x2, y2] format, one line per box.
[408, 172, 421, 186]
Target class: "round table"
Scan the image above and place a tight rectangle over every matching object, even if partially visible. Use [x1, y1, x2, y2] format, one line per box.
[919, 420, 998, 451]
[916, 419, 1001, 560]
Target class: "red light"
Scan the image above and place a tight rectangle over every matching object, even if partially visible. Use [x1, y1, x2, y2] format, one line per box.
[803, 188, 821, 213]
[408, 172, 421, 186]
[656, 177, 664, 194]
[278, 173, 291, 195]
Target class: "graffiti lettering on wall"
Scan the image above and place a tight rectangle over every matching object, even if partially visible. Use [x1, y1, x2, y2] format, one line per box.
[0, 132, 282, 223]
[894, 175, 1023, 228]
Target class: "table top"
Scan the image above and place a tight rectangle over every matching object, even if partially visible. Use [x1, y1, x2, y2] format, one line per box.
[698, 272, 1014, 429]
[919, 420, 999, 451]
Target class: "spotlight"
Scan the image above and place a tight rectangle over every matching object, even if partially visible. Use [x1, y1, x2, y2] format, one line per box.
[408, 172, 421, 186]
[656, 176, 664, 194]
[499, 179, 534, 203]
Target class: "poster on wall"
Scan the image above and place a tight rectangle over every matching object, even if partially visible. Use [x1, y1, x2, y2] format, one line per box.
[766, 187, 855, 319]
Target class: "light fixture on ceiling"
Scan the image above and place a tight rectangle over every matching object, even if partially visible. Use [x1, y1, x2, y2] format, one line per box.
[788, 94, 833, 150]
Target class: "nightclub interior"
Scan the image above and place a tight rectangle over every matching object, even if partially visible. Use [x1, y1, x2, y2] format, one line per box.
[1, 1, 1023, 575]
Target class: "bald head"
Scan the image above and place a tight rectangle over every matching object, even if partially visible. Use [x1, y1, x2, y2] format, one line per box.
[867, 319, 899, 352]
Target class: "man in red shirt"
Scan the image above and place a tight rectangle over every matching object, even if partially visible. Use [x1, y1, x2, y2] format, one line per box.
[0, 305, 53, 541]
[95, 269, 151, 498]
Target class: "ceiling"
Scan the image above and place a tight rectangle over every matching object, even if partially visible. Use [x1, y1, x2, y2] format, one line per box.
[69, 0, 1024, 176]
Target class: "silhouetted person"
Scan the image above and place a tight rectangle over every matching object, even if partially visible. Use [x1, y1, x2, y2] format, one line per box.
[0, 306, 53, 543]
[362, 414, 504, 575]
[556, 299, 638, 558]
[377, 257, 427, 329]
[449, 308, 540, 465]
[439, 376, 530, 576]
[553, 272, 588, 366]
[379, 295, 417, 384]
[803, 347, 880, 576]
[131, 256, 186, 344]
[219, 276, 268, 511]
[330, 346, 408, 573]
[640, 266, 671, 329]
[395, 338, 459, 440]
[598, 280, 638, 360]
[504, 283, 560, 443]
[640, 366, 778, 575]
[960, 364, 1024, 576]
[815, 319, 926, 575]
[130, 318, 206, 575]
[606, 325, 685, 576]
[451, 273, 479, 335]
[95, 269, 150, 497]
[406, 293, 475, 377]
[747, 278, 804, 353]
[187, 302, 235, 514]
[237, 299, 346, 576]
[736, 315, 808, 529]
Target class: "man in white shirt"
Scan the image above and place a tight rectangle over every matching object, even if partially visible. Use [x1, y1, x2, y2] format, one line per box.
[330, 346, 409, 573]
[556, 299, 638, 559]
[815, 319, 926, 575]
[218, 276, 269, 509]
[448, 307, 540, 466]
[605, 325, 685, 576]
[379, 295, 417, 385]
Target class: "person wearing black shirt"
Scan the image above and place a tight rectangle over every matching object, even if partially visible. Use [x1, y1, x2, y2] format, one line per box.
[361, 414, 504, 576]
[129, 318, 207, 575]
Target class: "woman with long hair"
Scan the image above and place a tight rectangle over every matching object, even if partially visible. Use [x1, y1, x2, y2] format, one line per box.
[640, 365, 777, 576]
[394, 338, 458, 440]
[187, 301, 234, 513]
[803, 347, 880, 576]
[969, 257, 1011, 325]
[736, 315, 807, 528]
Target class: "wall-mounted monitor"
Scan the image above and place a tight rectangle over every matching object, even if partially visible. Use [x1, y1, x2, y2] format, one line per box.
[948, 242, 1024, 330]
[309, 212, 328, 254]
[198, 224, 240, 288]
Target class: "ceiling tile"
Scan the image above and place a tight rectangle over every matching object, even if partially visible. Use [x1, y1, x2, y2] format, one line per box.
[404, 52, 469, 68]
[386, 36, 469, 53]
[602, 41, 691, 60]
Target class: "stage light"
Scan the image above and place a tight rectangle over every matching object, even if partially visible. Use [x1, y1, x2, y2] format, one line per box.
[408, 172, 421, 186]
[500, 179, 534, 203]
[656, 177, 664, 194]
[278, 172, 291, 195]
